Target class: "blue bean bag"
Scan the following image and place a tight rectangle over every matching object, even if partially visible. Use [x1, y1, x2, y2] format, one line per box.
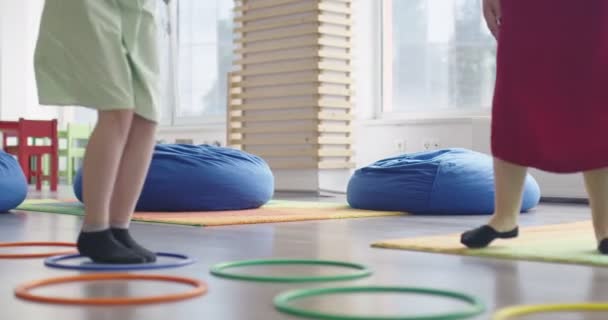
[74, 144, 274, 211]
[0, 151, 28, 213]
[347, 148, 541, 215]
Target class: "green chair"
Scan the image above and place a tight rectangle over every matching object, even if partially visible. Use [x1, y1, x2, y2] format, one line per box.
[58, 123, 92, 185]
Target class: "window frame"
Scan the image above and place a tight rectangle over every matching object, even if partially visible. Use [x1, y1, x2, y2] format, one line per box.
[161, 0, 230, 128]
[379, 0, 493, 120]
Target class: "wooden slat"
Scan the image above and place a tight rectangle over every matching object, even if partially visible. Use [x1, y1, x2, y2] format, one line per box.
[249, 148, 319, 157]
[236, 0, 353, 13]
[234, 37, 317, 54]
[230, 135, 352, 145]
[235, 25, 351, 44]
[235, 2, 316, 23]
[235, 49, 350, 65]
[234, 12, 352, 35]
[235, 0, 302, 12]
[231, 124, 315, 134]
[236, 24, 317, 43]
[318, 136, 352, 144]
[230, 136, 317, 145]
[235, 37, 351, 54]
[266, 160, 355, 170]
[319, 111, 354, 120]
[317, 50, 351, 60]
[319, 87, 351, 96]
[318, 161, 356, 169]
[232, 111, 316, 122]
[235, 2, 351, 22]
[231, 98, 317, 111]
[322, 0, 352, 3]
[235, 14, 317, 33]
[319, 2, 352, 15]
[318, 149, 354, 157]
[233, 62, 351, 76]
[231, 86, 351, 99]
[267, 159, 319, 170]
[318, 38, 352, 49]
[231, 111, 353, 122]
[231, 73, 352, 88]
[231, 98, 352, 111]
[234, 63, 316, 76]
[231, 124, 351, 134]
[247, 148, 353, 158]
[236, 49, 316, 65]
[318, 99, 353, 109]
[317, 124, 351, 133]
[318, 26, 352, 38]
[319, 14, 352, 26]
[318, 74, 353, 85]
[319, 62, 352, 72]
[232, 87, 317, 99]
[237, 73, 318, 87]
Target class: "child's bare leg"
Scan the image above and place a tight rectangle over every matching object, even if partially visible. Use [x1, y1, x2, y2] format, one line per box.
[461, 158, 528, 248]
[109, 114, 158, 262]
[583, 167, 608, 253]
[78, 110, 145, 263]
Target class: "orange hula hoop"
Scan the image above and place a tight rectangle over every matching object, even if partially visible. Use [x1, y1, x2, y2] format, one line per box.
[15, 273, 208, 305]
[0, 242, 77, 259]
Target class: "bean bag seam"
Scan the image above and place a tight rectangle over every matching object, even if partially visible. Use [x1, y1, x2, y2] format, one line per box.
[427, 160, 443, 212]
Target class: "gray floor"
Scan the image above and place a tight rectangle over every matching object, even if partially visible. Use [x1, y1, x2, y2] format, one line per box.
[1, 186, 606, 320]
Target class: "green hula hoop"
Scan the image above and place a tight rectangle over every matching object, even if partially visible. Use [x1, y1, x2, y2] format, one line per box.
[210, 259, 372, 283]
[274, 286, 485, 320]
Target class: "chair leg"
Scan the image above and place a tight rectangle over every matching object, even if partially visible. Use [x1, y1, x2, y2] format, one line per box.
[36, 155, 42, 191]
[51, 149, 59, 192]
[28, 156, 34, 184]
[17, 141, 29, 184]
[66, 152, 73, 185]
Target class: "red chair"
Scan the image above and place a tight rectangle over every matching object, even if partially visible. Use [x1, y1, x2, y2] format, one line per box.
[1, 119, 59, 191]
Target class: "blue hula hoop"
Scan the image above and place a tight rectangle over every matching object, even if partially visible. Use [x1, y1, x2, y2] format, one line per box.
[44, 252, 196, 271]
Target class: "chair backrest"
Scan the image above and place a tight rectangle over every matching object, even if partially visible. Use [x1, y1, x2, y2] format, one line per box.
[18, 118, 58, 140]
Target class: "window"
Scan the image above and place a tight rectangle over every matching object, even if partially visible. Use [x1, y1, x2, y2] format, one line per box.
[158, 2, 174, 125]
[382, 0, 496, 114]
[173, 0, 234, 124]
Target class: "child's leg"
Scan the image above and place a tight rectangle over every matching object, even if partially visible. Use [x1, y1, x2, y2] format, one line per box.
[109, 114, 157, 261]
[78, 110, 145, 264]
[583, 168, 608, 253]
[461, 158, 528, 248]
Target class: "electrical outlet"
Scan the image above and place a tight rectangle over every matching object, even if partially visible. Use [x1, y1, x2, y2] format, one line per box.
[394, 139, 407, 153]
[423, 139, 441, 150]
[431, 139, 441, 149]
[423, 140, 432, 150]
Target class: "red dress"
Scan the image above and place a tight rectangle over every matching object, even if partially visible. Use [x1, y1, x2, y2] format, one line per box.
[492, 0, 608, 173]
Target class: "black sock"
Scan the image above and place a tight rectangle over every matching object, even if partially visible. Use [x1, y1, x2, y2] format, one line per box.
[111, 228, 157, 263]
[460, 225, 519, 249]
[77, 229, 146, 264]
[598, 239, 608, 254]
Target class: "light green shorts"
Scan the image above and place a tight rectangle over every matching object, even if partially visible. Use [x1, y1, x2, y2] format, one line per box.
[35, 0, 160, 123]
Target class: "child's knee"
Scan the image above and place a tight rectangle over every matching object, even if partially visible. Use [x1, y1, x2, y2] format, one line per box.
[133, 114, 157, 131]
[96, 110, 134, 138]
